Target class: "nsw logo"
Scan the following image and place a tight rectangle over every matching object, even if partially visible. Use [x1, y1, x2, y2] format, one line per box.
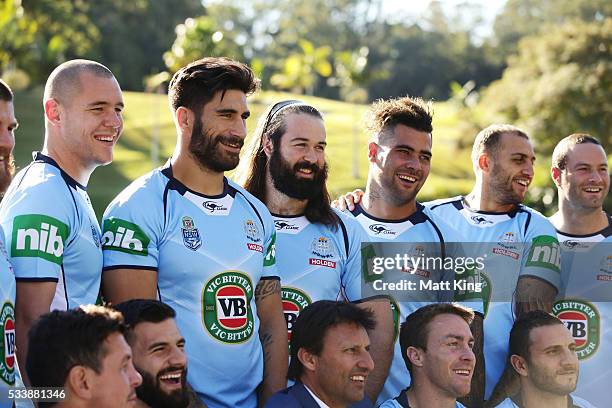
[102, 218, 150, 256]
[0, 302, 15, 385]
[553, 300, 599, 360]
[369, 224, 395, 235]
[203, 201, 228, 213]
[11, 214, 69, 265]
[310, 236, 336, 259]
[281, 287, 311, 342]
[181, 216, 201, 251]
[203, 271, 254, 344]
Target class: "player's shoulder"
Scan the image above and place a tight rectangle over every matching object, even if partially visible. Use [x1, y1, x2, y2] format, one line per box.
[227, 178, 273, 222]
[104, 168, 167, 213]
[492, 398, 517, 408]
[377, 399, 402, 408]
[334, 208, 366, 233]
[571, 395, 598, 408]
[517, 204, 556, 234]
[423, 195, 463, 211]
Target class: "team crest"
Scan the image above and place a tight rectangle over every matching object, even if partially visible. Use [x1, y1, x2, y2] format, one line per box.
[600, 255, 612, 275]
[0, 302, 15, 385]
[281, 287, 312, 342]
[181, 216, 201, 251]
[244, 219, 261, 243]
[553, 300, 599, 360]
[310, 236, 335, 259]
[202, 271, 254, 344]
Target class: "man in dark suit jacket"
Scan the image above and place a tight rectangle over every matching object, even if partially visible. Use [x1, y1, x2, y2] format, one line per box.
[265, 301, 376, 408]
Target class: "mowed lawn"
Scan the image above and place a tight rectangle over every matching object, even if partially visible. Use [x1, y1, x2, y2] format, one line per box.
[13, 89, 477, 217]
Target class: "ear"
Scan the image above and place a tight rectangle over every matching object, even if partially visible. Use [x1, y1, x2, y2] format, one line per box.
[477, 153, 490, 173]
[176, 107, 195, 136]
[510, 354, 528, 377]
[263, 136, 274, 159]
[368, 142, 379, 163]
[407, 346, 424, 368]
[66, 365, 93, 400]
[297, 347, 317, 372]
[551, 166, 562, 186]
[44, 99, 61, 125]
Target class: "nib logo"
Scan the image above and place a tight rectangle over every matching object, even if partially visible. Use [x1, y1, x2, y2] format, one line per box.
[527, 235, 561, 273]
[11, 215, 69, 265]
[102, 218, 150, 256]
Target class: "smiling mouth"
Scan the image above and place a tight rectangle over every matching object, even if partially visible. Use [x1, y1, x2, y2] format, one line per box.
[219, 138, 243, 150]
[583, 186, 603, 193]
[513, 178, 530, 187]
[350, 374, 367, 384]
[94, 134, 115, 143]
[453, 369, 472, 377]
[397, 174, 417, 183]
[159, 371, 183, 386]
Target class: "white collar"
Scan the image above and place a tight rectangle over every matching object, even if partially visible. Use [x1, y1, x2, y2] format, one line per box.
[303, 384, 331, 408]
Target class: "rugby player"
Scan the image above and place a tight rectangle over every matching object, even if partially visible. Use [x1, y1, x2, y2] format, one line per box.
[0, 60, 124, 384]
[101, 57, 287, 408]
[379, 303, 475, 408]
[334, 96, 485, 405]
[237, 100, 393, 401]
[0, 78, 18, 407]
[548, 134, 610, 407]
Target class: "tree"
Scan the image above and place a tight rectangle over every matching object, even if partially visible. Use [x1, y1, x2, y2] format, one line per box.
[479, 18, 611, 154]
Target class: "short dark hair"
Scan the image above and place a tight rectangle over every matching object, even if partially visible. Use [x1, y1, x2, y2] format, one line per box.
[26, 305, 126, 392]
[366, 96, 433, 143]
[168, 57, 259, 116]
[552, 133, 603, 170]
[471, 124, 529, 164]
[43, 59, 115, 104]
[113, 299, 176, 343]
[509, 310, 565, 361]
[287, 300, 376, 381]
[241, 100, 338, 228]
[0, 79, 13, 102]
[399, 303, 474, 375]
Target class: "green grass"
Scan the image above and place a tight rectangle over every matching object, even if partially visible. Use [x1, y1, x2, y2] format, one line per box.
[13, 89, 478, 217]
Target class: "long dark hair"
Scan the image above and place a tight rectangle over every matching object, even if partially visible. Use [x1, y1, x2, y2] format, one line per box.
[239, 100, 339, 228]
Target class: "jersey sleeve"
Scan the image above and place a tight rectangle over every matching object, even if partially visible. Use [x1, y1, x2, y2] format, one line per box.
[101, 180, 164, 271]
[337, 211, 369, 302]
[520, 213, 561, 290]
[261, 210, 279, 279]
[0, 180, 74, 282]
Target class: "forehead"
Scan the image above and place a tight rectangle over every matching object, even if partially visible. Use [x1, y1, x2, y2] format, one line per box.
[426, 314, 471, 343]
[70, 72, 123, 106]
[565, 143, 607, 167]
[202, 89, 248, 113]
[132, 319, 182, 349]
[322, 323, 369, 349]
[383, 124, 431, 150]
[498, 132, 533, 155]
[529, 324, 573, 350]
[0, 100, 16, 123]
[281, 113, 326, 144]
[101, 332, 131, 367]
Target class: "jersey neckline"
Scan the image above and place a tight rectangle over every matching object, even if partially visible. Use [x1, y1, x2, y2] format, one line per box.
[458, 196, 523, 217]
[160, 160, 231, 199]
[556, 213, 612, 238]
[350, 202, 427, 224]
[33, 151, 87, 191]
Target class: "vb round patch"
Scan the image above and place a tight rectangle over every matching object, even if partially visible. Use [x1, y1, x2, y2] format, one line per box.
[0, 302, 15, 385]
[203, 271, 254, 344]
[553, 300, 599, 360]
[281, 287, 312, 341]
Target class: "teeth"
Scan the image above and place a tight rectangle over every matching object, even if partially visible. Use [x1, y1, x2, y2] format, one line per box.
[299, 169, 313, 174]
[350, 375, 365, 382]
[514, 179, 528, 186]
[160, 373, 182, 380]
[397, 174, 416, 182]
[584, 187, 601, 192]
[95, 135, 114, 142]
[453, 369, 471, 375]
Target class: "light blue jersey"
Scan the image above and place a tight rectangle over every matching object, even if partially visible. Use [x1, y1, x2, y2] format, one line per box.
[425, 196, 561, 399]
[102, 164, 278, 408]
[347, 203, 484, 404]
[0, 228, 16, 408]
[273, 210, 368, 341]
[0, 152, 102, 310]
[378, 388, 466, 408]
[552, 215, 611, 408]
[494, 394, 597, 408]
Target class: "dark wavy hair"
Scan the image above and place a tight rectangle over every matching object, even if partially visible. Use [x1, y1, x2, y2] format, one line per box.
[240, 100, 339, 228]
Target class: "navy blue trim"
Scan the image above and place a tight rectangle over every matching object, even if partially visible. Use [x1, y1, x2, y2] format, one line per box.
[337, 216, 350, 258]
[61, 264, 68, 307]
[33, 151, 87, 191]
[351, 203, 428, 225]
[235, 189, 266, 236]
[428, 197, 463, 211]
[270, 212, 305, 218]
[259, 276, 280, 281]
[556, 213, 612, 238]
[161, 162, 232, 199]
[102, 265, 158, 272]
[15, 277, 59, 282]
[522, 209, 532, 236]
[460, 196, 522, 217]
[422, 211, 446, 259]
[394, 387, 411, 408]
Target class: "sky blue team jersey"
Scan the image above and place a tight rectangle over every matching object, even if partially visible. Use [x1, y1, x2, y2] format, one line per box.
[425, 196, 561, 399]
[347, 203, 484, 404]
[102, 164, 278, 408]
[494, 394, 597, 408]
[0, 152, 102, 311]
[378, 387, 467, 408]
[273, 210, 368, 341]
[553, 215, 611, 408]
[0, 228, 16, 408]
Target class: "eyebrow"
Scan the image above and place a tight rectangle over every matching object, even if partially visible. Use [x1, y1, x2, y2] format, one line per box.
[291, 137, 327, 146]
[216, 108, 250, 119]
[394, 144, 432, 157]
[444, 334, 474, 342]
[87, 101, 125, 108]
[511, 152, 535, 160]
[148, 338, 186, 351]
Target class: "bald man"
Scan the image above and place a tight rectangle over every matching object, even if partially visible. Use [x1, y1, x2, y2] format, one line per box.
[0, 59, 124, 383]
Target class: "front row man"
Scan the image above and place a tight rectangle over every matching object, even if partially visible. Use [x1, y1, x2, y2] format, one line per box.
[494, 311, 596, 408]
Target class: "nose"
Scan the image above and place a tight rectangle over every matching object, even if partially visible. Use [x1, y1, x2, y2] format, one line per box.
[561, 347, 579, 366]
[0, 126, 15, 154]
[230, 117, 247, 139]
[103, 109, 123, 130]
[521, 161, 534, 178]
[358, 350, 375, 372]
[462, 345, 476, 363]
[169, 345, 187, 367]
[128, 361, 142, 388]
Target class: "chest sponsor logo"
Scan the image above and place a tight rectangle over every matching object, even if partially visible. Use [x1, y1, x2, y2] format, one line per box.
[181, 216, 202, 251]
[553, 300, 599, 360]
[244, 219, 262, 253]
[203, 201, 228, 214]
[203, 271, 254, 344]
[526, 235, 561, 273]
[368, 224, 396, 236]
[11, 214, 69, 265]
[281, 287, 312, 342]
[0, 302, 15, 385]
[102, 218, 150, 256]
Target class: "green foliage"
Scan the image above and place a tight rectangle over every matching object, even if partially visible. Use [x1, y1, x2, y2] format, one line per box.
[270, 40, 332, 94]
[479, 18, 611, 154]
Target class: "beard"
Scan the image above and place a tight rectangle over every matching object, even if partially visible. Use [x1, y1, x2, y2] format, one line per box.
[135, 367, 189, 408]
[0, 153, 15, 196]
[188, 118, 243, 173]
[489, 162, 524, 206]
[379, 168, 423, 207]
[268, 148, 327, 200]
[528, 362, 578, 396]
